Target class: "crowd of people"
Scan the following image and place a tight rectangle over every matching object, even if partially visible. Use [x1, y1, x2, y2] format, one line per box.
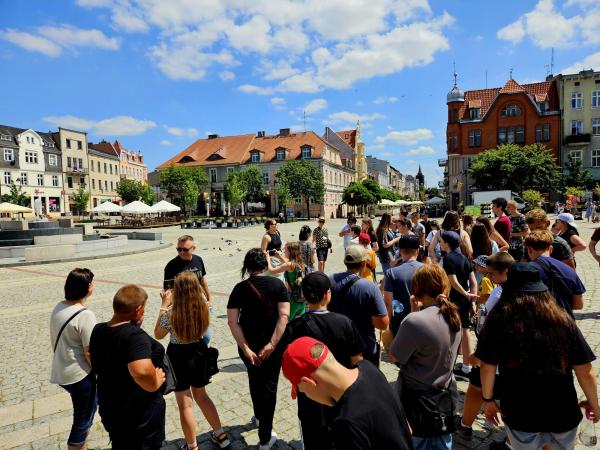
[48, 199, 600, 450]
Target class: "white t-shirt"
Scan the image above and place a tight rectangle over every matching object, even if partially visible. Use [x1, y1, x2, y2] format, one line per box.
[50, 303, 97, 385]
[340, 224, 353, 248]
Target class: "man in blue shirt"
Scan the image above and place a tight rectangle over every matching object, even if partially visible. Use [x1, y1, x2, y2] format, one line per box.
[330, 245, 389, 367]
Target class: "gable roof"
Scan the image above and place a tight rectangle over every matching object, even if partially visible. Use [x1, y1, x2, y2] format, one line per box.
[89, 141, 119, 159]
[336, 129, 356, 148]
[247, 131, 329, 163]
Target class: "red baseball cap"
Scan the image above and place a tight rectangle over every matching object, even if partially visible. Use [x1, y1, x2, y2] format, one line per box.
[358, 233, 371, 244]
[282, 336, 329, 399]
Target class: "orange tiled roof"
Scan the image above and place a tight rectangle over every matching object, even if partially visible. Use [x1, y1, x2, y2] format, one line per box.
[458, 79, 557, 119]
[89, 141, 118, 158]
[157, 134, 256, 168]
[336, 130, 356, 148]
[248, 131, 328, 163]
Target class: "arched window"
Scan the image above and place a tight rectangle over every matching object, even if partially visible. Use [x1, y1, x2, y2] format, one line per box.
[501, 104, 521, 117]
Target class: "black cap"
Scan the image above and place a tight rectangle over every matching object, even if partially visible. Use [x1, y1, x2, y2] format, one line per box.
[440, 230, 461, 250]
[507, 263, 548, 293]
[398, 234, 420, 250]
[302, 271, 334, 303]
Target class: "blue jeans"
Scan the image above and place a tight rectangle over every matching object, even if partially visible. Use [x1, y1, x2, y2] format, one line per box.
[202, 326, 212, 345]
[60, 372, 97, 446]
[412, 434, 452, 450]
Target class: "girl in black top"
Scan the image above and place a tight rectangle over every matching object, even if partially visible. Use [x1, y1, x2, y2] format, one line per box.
[261, 219, 282, 254]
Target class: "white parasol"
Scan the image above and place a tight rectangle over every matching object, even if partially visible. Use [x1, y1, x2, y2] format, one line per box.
[121, 200, 155, 214]
[151, 200, 181, 213]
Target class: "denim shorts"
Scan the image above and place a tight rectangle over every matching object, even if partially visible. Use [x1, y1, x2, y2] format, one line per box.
[60, 372, 97, 446]
[504, 424, 577, 450]
[412, 434, 452, 450]
[316, 247, 328, 261]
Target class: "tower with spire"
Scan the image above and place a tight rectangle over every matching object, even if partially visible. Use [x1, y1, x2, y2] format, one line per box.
[355, 120, 367, 182]
[416, 164, 425, 200]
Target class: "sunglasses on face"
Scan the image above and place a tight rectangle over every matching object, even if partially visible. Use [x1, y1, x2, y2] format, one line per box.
[176, 247, 192, 253]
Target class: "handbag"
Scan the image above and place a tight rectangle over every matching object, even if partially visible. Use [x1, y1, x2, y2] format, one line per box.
[326, 237, 332, 249]
[205, 346, 220, 377]
[161, 353, 178, 395]
[54, 308, 86, 352]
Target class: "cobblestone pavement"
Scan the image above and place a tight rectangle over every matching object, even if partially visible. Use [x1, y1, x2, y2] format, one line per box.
[1, 217, 599, 449]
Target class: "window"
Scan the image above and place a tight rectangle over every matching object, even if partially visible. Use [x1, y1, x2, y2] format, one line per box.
[67, 157, 72, 168]
[52, 175, 58, 187]
[592, 119, 600, 136]
[104, 163, 107, 173]
[501, 104, 521, 117]
[251, 151, 260, 163]
[538, 102, 547, 113]
[110, 181, 114, 191]
[276, 148, 286, 160]
[0, 135, 11, 141]
[77, 141, 82, 150]
[37, 174, 44, 186]
[97, 161, 101, 172]
[535, 124, 551, 142]
[227, 167, 234, 177]
[571, 120, 583, 135]
[66, 139, 71, 149]
[49, 154, 57, 166]
[104, 180, 108, 191]
[4, 171, 11, 184]
[3, 148, 13, 161]
[263, 171, 269, 184]
[469, 108, 480, 119]
[25, 151, 38, 164]
[344, 133, 349, 139]
[592, 150, 600, 167]
[468, 130, 481, 147]
[80, 177, 85, 186]
[570, 150, 582, 163]
[301, 146, 312, 158]
[78, 158, 83, 170]
[515, 126, 525, 144]
[92, 179, 96, 189]
[209, 168, 217, 183]
[67, 177, 73, 188]
[571, 92, 583, 109]
[593, 91, 600, 108]
[91, 160, 95, 171]
[109, 164, 113, 175]
[20, 173, 27, 185]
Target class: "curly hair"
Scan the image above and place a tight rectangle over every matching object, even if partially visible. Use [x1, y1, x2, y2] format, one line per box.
[241, 248, 267, 278]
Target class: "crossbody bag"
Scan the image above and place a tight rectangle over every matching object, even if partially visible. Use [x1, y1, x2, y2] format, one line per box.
[53, 308, 86, 352]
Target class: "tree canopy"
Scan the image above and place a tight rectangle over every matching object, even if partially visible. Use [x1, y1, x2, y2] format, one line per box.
[116, 179, 151, 204]
[276, 160, 324, 218]
[361, 178, 382, 202]
[1, 183, 30, 206]
[238, 165, 265, 202]
[159, 165, 209, 210]
[562, 154, 594, 189]
[72, 184, 90, 214]
[470, 144, 561, 192]
[343, 182, 376, 209]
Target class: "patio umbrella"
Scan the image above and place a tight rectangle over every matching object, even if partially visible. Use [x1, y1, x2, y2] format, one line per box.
[425, 196, 446, 205]
[378, 199, 397, 206]
[151, 200, 181, 213]
[121, 200, 155, 214]
[394, 199, 409, 206]
[92, 201, 123, 213]
[0, 202, 33, 213]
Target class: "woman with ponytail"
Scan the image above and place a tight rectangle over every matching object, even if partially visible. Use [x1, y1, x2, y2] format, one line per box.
[391, 264, 461, 450]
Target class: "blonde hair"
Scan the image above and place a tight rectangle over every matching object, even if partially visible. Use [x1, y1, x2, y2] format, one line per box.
[170, 272, 209, 343]
[286, 241, 305, 271]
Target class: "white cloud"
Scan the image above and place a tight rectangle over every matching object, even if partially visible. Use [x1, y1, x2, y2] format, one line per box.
[1, 25, 119, 56]
[561, 51, 600, 74]
[219, 70, 235, 81]
[376, 128, 433, 145]
[406, 145, 435, 155]
[303, 98, 328, 115]
[160, 140, 172, 146]
[1, 30, 61, 57]
[260, 59, 301, 81]
[378, 151, 394, 157]
[373, 96, 399, 104]
[112, 7, 150, 33]
[238, 84, 274, 95]
[271, 97, 286, 105]
[165, 126, 199, 137]
[43, 115, 156, 136]
[497, 0, 600, 48]
[324, 111, 386, 125]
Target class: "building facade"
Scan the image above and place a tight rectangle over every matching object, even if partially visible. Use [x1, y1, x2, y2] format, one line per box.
[557, 69, 600, 182]
[157, 128, 357, 218]
[445, 76, 561, 209]
[55, 128, 89, 214]
[114, 140, 148, 182]
[0, 125, 64, 213]
[88, 141, 121, 208]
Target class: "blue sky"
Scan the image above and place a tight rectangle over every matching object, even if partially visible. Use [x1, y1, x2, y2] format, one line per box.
[1, 0, 599, 187]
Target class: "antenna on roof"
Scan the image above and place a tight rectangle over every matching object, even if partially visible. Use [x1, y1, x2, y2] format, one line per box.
[303, 110, 306, 133]
[509, 68, 513, 80]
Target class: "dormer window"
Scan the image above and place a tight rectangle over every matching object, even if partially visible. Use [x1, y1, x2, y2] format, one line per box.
[251, 151, 260, 163]
[276, 148, 286, 161]
[179, 155, 196, 163]
[344, 133, 350, 139]
[0, 134, 11, 141]
[469, 108, 480, 119]
[537, 102, 547, 113]
[501, 104, 521, 117]
[301, 146, 312, 159]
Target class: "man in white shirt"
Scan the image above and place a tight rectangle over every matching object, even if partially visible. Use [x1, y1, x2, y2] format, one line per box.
[339, 217, 357, 249]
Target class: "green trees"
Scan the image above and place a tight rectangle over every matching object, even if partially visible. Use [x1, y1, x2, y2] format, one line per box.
[72, 184, 90, 214]
[343, 183, 376, 214]
[562, 154, 594, 189]
[238, 165, 265, 203]
[1, 183, 30, 206]
[116, 179, 155, 205]
[159, 165, 208, 213]
[276, 160, 324, 218]
[470, 144, 561, 192]
[225, 172, 246, 214]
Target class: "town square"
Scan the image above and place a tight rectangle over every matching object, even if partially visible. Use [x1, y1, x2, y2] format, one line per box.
[2, 1, 600, 449]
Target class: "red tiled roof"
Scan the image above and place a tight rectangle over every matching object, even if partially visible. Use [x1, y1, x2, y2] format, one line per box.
[89, 141, 118, 158]
[248, 131, 328, 163]
[336, 130, 356, 148]
[457, 79, 557, 119]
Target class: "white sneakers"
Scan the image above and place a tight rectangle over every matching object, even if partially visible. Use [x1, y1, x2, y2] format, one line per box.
[258, 432, 278, 450]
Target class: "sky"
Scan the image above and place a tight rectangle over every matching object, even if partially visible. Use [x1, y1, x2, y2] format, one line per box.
[1, 0, 599, 188]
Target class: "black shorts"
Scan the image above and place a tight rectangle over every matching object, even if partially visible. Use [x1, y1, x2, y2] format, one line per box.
[106, 398, 166, 450]
[451, 296, 472, 329]
[167, 342, 211, 391]
[468, 367, 502, 397]
[316, 247, 328, 262]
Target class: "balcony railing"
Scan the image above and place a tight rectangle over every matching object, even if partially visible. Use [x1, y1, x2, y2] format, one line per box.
[438, 158, 447, 167]
[565, 133, 591, 145]
[65, 167, 89, 174]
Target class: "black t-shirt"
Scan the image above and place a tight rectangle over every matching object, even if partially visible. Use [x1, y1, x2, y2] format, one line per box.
[559, 229, 579, 250]
[164, 254, 206, 288]
[442, 251, 472, 304]
[281, 312, 363, 369]
[331, 361, 414, 450]
[227, 275, 290, 351]
[89, 323, 165, 428]
[420, 220, 432, 237]
[476, 322, 595, 432]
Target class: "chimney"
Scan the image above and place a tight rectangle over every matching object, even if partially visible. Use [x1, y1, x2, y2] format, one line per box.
[257, 130, 265, 137]
[279, 128, 290, 136]
[208, 134, 219, 139]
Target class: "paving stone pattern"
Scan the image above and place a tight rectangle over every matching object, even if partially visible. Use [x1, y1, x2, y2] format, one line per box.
[0, 218, 599, 449]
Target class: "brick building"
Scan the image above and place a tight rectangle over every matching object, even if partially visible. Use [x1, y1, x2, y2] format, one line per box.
[445, 76, 561, 209]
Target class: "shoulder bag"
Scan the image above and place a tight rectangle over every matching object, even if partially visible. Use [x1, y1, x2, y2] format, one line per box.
[161, 353, 178, 395]
[329, 274, 361, 311]
[53, 308, 86, 352]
